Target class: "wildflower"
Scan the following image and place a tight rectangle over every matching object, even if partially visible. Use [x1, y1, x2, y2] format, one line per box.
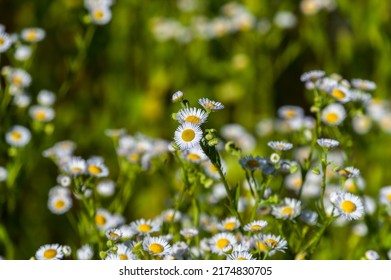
[37, 90, 56, 106]
[379, 186, 391, 206]
[351, 79, 376, 91]
[277, 105, 304, 120]
[337, 166, 360, 179]
[7, 68, 32, 88]
[89, 6, 112, 25]
[105, 228, 123, 241]
[284, 171, 303, 193]
[0, 32, 12, 53]
[0, 166, 7, 182]
[47, 193, 73, 215]
[198, 98, 224, 111]
[172, 241, 189, 259]
[130, 218, 160, 235]
[171, 90, 184, 103]
[255, 233, 288, 255]
[210, 232, 237, 255]
[35, 244, 64, 260]
[227, 251, 255, 260]
[267, 141, 293, 151]
[272, 197, 302, 220]
[13, 93, 31, 108]
[161, 209, 182, 223]
[143, 236, 172, 257]
[77, 244, 94, 260]
[5, 125, 31, 147]
[344, 177, 366, 193]
[300, 70, 325, 82]
[180, 228, 199, 238]
[86, 157, 109, 177]
[97, 179, 115, 197]
[317, 138, 340, 149]
[20, 27, 46, 43]
[29, 105, 55, 122]
[300, 210, 318, 225]
[365, 250, 380, 260]
[273, 11, 297, 29]
[329, 86, 351, 103]
[95, 208, 123, 231]
[202, 160, 224, 180]
[321, 103, 347, 126]
[331, 191, 364, 220]
[182, 146, 207, 163]
[14, 45, 32, 61]
[239, 155, 265, 171]
[176, 107, 208, 125]
[243, 220, 268, 233]
[352, 114, 372, 135]
[174, 122, 203, 150]
[63, 156, 86, 176]
[115, 244, 138, 260]
[218, 216, 240, 232]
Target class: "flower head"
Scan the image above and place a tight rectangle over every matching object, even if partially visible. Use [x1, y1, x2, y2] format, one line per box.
[5, 125, 31, 147]
[198, 98, 224, 111]
[143, 236, 172, 257]
[174, 123, 203, 150]
[35, 244, 64, 260]
[331, 191, 364, 220]
[321, 103, 347, 126]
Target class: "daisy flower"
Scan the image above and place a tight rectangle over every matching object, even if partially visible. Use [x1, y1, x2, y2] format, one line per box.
[129, 218, 160, 235]
[86, 158, 109, 177]
[174, 122, 203, 150]
[5, 125, 31, 147]
[161, 209, 182, 223]
[143, 236, 172, 257]
[89, 6, 112, 25]
[77, 244, 94, 260]
[29, 105, 55, 122]
[14, 45, 32, 61]
[0, 166, 7, 182]
[171, 90, 184, 103]
[47, 194, 73, 215]
[115, 244, 138, 260]
[210, 232, 237, 255]
[277, 105, 304, 120]
[218, 216, 240, 232]
[321, 103, 347, 126]
[267, 141, 293, 151]
[35, 244, 64, 260]
[239, 155, 265, 172]
[20, 27, 46, 43]
[365, 250, 380, 260]
[227, 251, 255, 260]
[63, 156, 86, 176]
[97, 179, 116, 197]
[172, 241, 189, 259]
[284, 171, 303, 193]
[37, 90, 56, 106]
[351, 79, 376, 91]
[243, 220, 268, 233]
[105, 228, 123, 241]
[379, 186, 391, 206]
[198, 98, 224, 111]
[329, 86, 351, 103]
[300, 70, 325, 82]
[331, 191, 364, 220]
[272, 197, 301, 220]
[317, 138, 340, 149]
[300, 210, 318, 225]
[95, 208, 123, 231]
[182, 146, 207, 163]
[255, 233, 288, 256]
[337, 166, 360, 179]
[0, 32, 12, 53]
[180, 228, 199, 239]
[176, 107, 208, 125]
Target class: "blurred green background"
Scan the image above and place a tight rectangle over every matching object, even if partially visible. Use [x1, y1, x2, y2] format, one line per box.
[1, 0, 391, 259]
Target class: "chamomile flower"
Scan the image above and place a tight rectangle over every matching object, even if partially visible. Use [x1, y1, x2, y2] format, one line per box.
[321, 103, 347, 126]
[300, 210, 318, 225]
[365, 250, 380, 260]
[20, 27, 46, 43]
[352, 114, 372, 135]
[77, 244, 94, 260]
[14, 45, 32, 61]
[174, 122, 203, 150]
[105, 228, 123, 241]
[47, 194, 73, 215]
[331, 191, 364, 220]
[277, 105, 304, 120]
[130, 218, 161, 235]
[143, 236, 172, 257]
[351, 79, 376, 91]
[255, 233, 288, 255]
[379, 186, 391, 206]
[29, 105, 55, 122]
[337, 166, 360, 179]
[267, 141, 293, 151]
[182, 146, 207, 163]
[172, 241, 189, 259]
[89, 6, 112, 25]
[176, 107, 208, 125]
[202, 160, 224, 180]
[115, 244, 138, 260]
[0, 32, 12, 53]
[86, 158, 109, 177]
[7, 68, 31, 88]
[243, 220, 268, 233]
[97, 179, 115, 197]
[317, 138, 340, 149]
[95, 208, 123, 231]
[198, 98, 224, 111]
[37, 90, 56, 106]
[284, 171, 303, 193]
[227, 251, 255, 260]
[161, 209, 182, 223]
[218, 217, 240, 232]
[180, 228, 199, 238]
[210, 232, 237, 255]
[5, 125, 31, 147]
[272, 197, 301, 220]
[171, 90, 184, 103]
[63, 156, 86, 176]
[300, 70, 325, 82]
[329, 86, 351, 103]
[35, 243, 64, 260]
[239, 155, 265, 171]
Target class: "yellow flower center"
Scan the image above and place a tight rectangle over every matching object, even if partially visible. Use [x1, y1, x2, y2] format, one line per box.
[187, 153, 201, 161]
[332, 89, 346, 99]
[119, 254, 128, 260]
[10, 131, 22, 141]
[209, 164, 218, 173]
[237, 257, 248, 260]
[165, 213, 174, 221]
[247, 159, 260, 168]
[285, 109, 297, 118]
[12, 76, 23, 85]
[55, 200, 65, 209]
[25, 31, 37, 41]
[325, 112, 339, 124]
[256, 241, 267, 251]
[109, 232, 119, 238]
[387, 194, 391, 201]
[95, 214, 107, 226]
[44, 249, 57, 259]
[138, 223, 151, 233]
[250, 225, 262, 231]
[71, 167, 83, 172]
[88, 165, 102, 174]
[0, 38, 4, 45]
[185, 115, 201, 124]
[265, 238, 278, 248]
[205, 102, 216, 109]
[35, 111, 47, 121]
[94, 10, 104, 20]
[281, 206, 293, 216]
[224, 222, 236, 231]
[129, 153, 140, 162]
[341, 200, 356, 213]
[181, 129, 195, 142]
[216, 238, 230, 249]
[149, 243, 164, 254]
